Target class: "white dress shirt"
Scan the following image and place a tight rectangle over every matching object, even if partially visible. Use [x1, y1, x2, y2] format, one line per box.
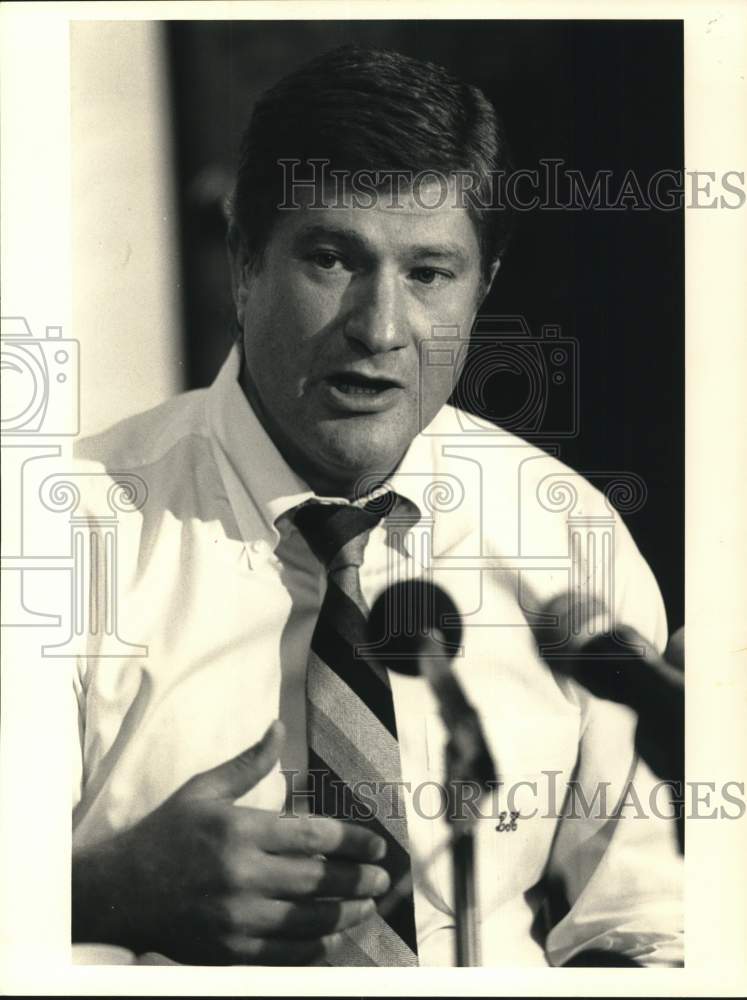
[72, 345, 683, 966]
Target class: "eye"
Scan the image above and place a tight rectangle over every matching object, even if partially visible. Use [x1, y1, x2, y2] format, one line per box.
[309, 251, 344, 270]
[411, 267, 452, 286]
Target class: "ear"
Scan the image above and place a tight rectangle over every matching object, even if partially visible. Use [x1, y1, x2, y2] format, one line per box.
[227, 223, 251, 328]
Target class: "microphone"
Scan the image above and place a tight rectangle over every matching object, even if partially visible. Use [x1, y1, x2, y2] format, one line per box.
[532, 592, 684, 786]
[368, 580, 492, 967]
[367, 580, 496, 789]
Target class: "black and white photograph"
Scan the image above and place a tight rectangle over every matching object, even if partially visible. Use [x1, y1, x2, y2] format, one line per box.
[0, 2, 745, 995]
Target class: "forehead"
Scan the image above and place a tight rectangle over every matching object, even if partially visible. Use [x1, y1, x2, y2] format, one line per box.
[272, 180, 481, 260]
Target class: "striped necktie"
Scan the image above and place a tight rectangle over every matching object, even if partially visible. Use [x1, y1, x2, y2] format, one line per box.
[293, 494, 419, 967]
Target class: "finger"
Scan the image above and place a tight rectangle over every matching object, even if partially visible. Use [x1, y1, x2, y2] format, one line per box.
[183, 720, 285, 802]
[255, 854, 390, 900]
[220, 932, 344, 966]
[246, 812, 387, 862]
[223, 896, 377, 938]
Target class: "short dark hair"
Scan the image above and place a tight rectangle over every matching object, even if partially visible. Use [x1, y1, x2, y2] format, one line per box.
[229, 45, 513, 281]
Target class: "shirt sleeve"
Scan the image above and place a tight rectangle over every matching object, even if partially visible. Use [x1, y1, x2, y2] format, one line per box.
[543, 509, 683, 967]
[543, 695, 683, 966]
[609, 509, 669, 654]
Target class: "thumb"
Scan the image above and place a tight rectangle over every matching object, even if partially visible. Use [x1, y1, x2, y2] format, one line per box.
[182, 720, 285, 802]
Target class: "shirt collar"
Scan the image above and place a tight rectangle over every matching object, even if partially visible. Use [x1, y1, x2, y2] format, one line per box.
[206, 344, 313, 549]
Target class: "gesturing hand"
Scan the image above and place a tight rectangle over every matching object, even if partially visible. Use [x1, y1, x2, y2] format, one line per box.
[72, 721, 390, 964]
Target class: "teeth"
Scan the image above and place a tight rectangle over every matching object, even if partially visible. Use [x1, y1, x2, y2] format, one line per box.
[336, 381, 381, 395]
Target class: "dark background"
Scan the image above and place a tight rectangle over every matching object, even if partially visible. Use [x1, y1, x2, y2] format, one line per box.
[166, 20, 684, 632]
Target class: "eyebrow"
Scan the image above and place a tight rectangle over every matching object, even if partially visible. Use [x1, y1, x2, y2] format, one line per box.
[407, 244, 469, 266]
[291, 224, 470, 267]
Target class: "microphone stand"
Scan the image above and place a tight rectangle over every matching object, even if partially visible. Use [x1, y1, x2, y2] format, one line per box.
[366, 583, 497, 967]
[419, 644, 496, 968]
[445, 739, 481, 967]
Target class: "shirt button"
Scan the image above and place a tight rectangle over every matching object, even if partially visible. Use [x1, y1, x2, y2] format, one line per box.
[250, 540, 265, 554]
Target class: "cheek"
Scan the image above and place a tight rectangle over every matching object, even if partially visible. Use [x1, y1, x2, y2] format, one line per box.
[417, 331, 470, 405]
[245, 286, 325, 382]
[273, 269, 343, 343]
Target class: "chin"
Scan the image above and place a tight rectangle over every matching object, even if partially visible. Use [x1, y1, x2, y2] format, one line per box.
[311, 428, 407, 492]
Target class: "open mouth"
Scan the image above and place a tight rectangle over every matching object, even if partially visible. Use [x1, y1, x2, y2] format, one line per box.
[321, 371, 403, 412]
[325, 372, 400, 395]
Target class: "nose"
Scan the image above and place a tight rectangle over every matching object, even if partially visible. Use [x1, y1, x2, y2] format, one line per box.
[342, 269, 410, 355]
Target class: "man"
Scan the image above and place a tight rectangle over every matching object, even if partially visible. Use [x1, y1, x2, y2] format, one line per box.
[71, 46, 682, 966]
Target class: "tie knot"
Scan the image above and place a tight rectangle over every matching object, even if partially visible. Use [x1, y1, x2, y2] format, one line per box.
[293, 492, 397, 571]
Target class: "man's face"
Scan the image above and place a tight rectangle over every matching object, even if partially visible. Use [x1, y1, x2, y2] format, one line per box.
[232, 182, 492, 496]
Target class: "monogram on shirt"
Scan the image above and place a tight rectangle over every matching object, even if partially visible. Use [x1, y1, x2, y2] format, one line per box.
[495, 810, 520, 832]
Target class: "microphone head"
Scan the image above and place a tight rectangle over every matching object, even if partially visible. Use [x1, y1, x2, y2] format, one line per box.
[367, 580, 463, 676]
[531, 592, 611, 654]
